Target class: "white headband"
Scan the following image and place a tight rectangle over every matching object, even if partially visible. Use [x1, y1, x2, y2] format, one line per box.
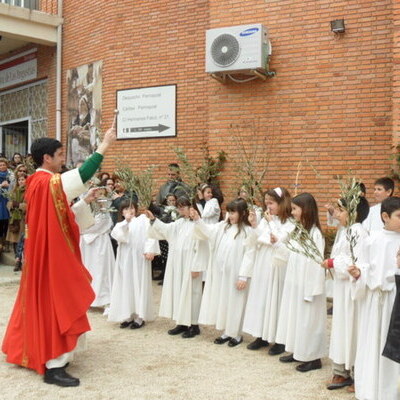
[273, 187, 283, 198]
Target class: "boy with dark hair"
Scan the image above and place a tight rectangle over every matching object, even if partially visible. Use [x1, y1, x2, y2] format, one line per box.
[348, 196, 400, 400]
[362, 177, 395, 232]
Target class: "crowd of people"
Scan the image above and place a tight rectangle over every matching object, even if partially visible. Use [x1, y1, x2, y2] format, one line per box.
[1, 150, 399, 398]
[78, 163, 399, 400]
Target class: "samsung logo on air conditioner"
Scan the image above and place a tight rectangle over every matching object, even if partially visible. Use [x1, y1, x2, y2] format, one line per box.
[240, 27, 259, 37]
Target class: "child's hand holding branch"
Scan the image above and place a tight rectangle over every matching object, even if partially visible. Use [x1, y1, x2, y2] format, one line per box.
[236, 280, 247, 291]
[190, 207, 200, 221]
[248, 210, 257, 228]
[347, 265, 361, 279]
[144, 210, 155, 221]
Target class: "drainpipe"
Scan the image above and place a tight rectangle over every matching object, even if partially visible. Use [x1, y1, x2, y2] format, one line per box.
[55, 0, 62, 141]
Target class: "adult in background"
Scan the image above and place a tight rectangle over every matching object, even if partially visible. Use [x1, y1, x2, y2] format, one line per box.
[2, 126, 116, 387]
[0, 158, 11, 249]
[155, 163, 190, 206]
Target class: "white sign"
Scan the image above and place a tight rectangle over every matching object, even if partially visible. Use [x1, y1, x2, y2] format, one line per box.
[117, 85, 176, 139]
[0, 50, 37, 89]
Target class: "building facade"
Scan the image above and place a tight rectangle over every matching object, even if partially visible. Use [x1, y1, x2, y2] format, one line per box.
[0, 0, 399, 206]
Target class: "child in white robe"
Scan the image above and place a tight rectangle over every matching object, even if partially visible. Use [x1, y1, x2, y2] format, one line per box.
[321, 196, 369, 391]
[276, 193, 327, 372]
[349, 196, 400, 400]
[243, 187, 293, 354]
[108, 200, 159, 329]
[196, 184, 221, 282]
[145, 197, 206, 338]
[362, 177, 394, 233]
[192, 198, 256, 347]
[80, 210, 115, 309]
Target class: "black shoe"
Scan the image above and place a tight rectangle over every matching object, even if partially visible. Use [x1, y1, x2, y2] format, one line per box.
[182, 325, 200, 338]
[296, 359, 322, 372]
[120, 321, 133, 329]
[214, 336, 231, 345]
[44, 367, 80, 387]
[158, 280, 163, 286]
[168, 325, 188, 335]
[268, 343, 285, 355]
[130, 321, 145, 329]
[247, 337, 269, 350]
[327, 306, 333, 315]
[13, 260, 22, 272]
[228, 337, 243, 347]
[327, 375, 353, 390]
[279, 353, 297, 363]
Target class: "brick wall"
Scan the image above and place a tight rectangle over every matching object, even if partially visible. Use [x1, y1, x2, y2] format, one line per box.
[46, 0, 399, 212]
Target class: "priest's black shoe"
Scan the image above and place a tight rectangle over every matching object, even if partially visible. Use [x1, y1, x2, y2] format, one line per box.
[268, 343, 285, 355]
[279, 353, 296, 363]
[247, 337, 269, 350]
[44, 367, 80, 387]
[182, 325, 200, 338]
[296, 359, 322, 372]
[168, 325, 188, 335]
[214, 336, 231, 345]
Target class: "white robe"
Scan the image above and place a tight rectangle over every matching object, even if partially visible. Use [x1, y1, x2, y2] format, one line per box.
[148, 218, 205, 326]
[196, 220, 256, 337]
[329, 223, 368, 370]
[197, 198, 220, 281]
[275, 226, 327, 361]
[80, 213, 115, 307]
[242, 217, 294, 342]
[362, 203, 383, 233]
[352, 229, 400, 400]
[108, 214, 159, 322]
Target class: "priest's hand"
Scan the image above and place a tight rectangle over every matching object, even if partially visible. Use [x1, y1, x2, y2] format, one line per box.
[144, 253, 155, 261]
[236, 280, 247, 291]
[83, 187, 102, 204]
[191, 271, 200, 279]
[96, 125, 117, 155]
[347, 265, 361, 279]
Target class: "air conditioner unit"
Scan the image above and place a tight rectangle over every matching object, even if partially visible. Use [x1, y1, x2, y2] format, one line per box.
[205, 24, 272, 75]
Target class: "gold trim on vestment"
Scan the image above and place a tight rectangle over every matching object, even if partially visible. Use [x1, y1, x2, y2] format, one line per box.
[49, 174, 75, 253]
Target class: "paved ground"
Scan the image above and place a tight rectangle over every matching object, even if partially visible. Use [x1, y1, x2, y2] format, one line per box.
[0, 264, 382, 400]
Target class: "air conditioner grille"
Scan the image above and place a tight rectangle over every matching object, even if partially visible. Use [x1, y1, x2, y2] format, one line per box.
[210, 34, 240, 67]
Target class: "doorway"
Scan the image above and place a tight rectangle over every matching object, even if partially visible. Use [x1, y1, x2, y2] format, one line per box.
[0, 119, 29, 159]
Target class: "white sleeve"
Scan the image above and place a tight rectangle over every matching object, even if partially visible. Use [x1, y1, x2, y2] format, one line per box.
[147, 218, 174, 241]
[144, 238, 161, 255]
[61, 168, 88, 203]
[202, 199, 220, 219]
[111, 220, 130, 243]
[71, 199, 94, 231]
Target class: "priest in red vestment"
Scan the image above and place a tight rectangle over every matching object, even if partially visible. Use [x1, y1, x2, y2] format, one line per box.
[2, 127, 116, 387]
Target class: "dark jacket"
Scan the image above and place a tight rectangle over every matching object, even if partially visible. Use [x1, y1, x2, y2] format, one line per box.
[382, 274, 400, 364]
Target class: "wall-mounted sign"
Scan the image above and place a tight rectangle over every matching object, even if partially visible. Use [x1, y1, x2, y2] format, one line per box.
[0, 48, 37, 89]
[116, 84, 176, 139]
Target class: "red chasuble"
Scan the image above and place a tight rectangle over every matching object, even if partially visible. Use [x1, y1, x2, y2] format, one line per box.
[2, 171, 95, 374]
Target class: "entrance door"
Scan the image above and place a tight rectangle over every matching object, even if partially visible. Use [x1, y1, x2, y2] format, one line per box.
[0, 120, 29, 159]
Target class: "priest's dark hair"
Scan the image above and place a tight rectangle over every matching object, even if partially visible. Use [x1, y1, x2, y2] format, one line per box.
[375, 177, 395, 196]
[30, 138, 62, 167]
[292, 192, 321, 232]
[225, 198, 250, 239]
[381, 196, 400, 219]
[338, 196, 370, 224]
